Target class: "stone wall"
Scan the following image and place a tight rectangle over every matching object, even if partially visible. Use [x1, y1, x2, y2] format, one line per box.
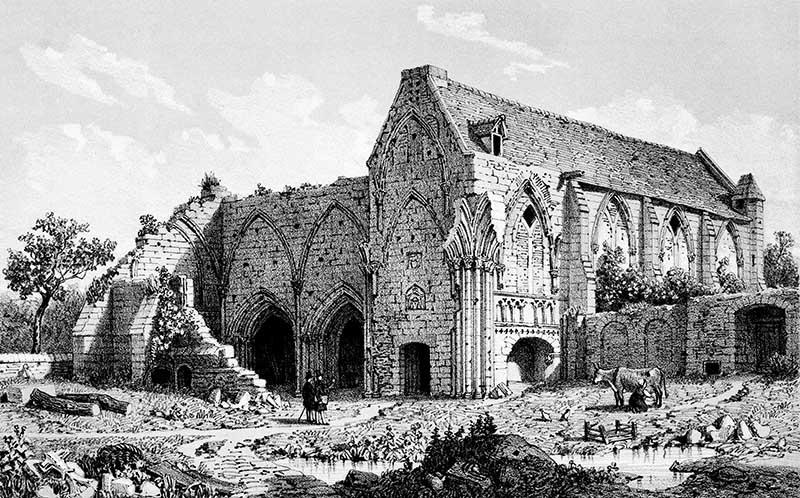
[582, 288, 800, 378]
[586, 305, 687, 377]
[686, 288, 799, 375]
[0, 353, 73, 381]
[73, 190, 228, 384]
[220, 176, 369, 392]
[367, 65, 469, 396]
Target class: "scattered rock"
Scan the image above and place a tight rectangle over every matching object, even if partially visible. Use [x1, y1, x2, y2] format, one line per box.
[715, 414, 736, 430]
[539, 409, 551, 422]
[207, 388, 222, 406]
[686, 429, 703, 445]
[425, 472, 444, 491]
[235, 391, 251, 409]
[489, 434, 555, 465]
[751, 420, 771, 439]
[446, 460, 492, 489]
[344, 469, 379, 488]
[36, 485, 57, 498]
[139, 481, 160, 497]
[220, 401, 230, 409]
[737, 420, 753, 441]
[717, 425, 734, 443]
[704, 425, 721, 442]
[110, 477, 135, 496]
[777, 437, 787, 449]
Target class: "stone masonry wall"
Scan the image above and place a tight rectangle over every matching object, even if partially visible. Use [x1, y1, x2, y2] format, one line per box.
[686, 288, 799, 375]
[220, 176, 369, 391]
[586, 305, 687, 377]
[367, 65, 469, 396]
[73, 190, 228, 384]
[0, 353, 72, 381]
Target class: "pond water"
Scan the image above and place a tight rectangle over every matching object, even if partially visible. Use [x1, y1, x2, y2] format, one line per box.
[273, 458, 403, 484]
[553, 446, 712, 490]
[277, 447, 712, 490]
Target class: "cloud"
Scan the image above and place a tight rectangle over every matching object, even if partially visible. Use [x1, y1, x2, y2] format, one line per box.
[567, 89, 800, 239]
[20, 35, 191, 113]
[2, 71, 383, 284]
[208, 72, 382, 185]
[416, 5, 567, 79]
[20, 44, 119, 105]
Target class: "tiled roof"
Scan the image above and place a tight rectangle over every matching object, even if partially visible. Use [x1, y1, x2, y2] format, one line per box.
[436, 77, 745, 220]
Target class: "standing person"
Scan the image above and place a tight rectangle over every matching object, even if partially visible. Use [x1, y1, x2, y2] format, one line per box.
[315, 372, 329, 425]
[301, 372, 316, 424]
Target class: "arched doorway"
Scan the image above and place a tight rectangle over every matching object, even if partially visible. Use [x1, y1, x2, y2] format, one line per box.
[400, 343, 431, 395]
[337, 317, 363, 388]
[507, 337, 554, 383]
[321, 302, 364, 390]
[735, 305, 787, 371]
[252, 313, 296, 387]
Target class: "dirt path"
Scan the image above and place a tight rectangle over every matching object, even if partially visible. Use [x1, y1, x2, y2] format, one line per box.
[19, 401, 396, 444]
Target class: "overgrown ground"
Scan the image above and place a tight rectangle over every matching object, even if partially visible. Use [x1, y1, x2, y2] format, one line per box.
[2, 374, 799, 496]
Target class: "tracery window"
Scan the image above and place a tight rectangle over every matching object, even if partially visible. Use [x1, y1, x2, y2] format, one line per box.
[661, 213, 690, 273]
[716, 225, 739, 276]
[595, 198, 631, 268]
[506, 205, 550, 294]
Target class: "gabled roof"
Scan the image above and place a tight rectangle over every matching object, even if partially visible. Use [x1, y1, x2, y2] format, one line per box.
[433, 73, 745, 220]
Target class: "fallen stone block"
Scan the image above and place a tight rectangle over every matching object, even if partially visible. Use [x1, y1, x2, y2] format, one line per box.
[685, 429, 703, 445]
[446, 461, 492, 489]
[737, 420, 753, 441]
[207, 388, 222, 406]
[343, 469, 379, 488]
[750, 420, 771, 439]
[6, 384, 56, 404]
[715, 414, 735, 430]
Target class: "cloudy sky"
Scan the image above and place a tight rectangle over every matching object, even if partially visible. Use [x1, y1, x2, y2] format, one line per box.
[0, 0, 797, 286]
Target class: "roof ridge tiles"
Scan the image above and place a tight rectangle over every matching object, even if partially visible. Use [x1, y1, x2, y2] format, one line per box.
[447, 78, 695, 158]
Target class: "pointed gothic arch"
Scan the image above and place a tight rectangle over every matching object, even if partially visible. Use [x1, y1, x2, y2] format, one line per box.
[502, 179, 555, 294]
[659, 206, 696, 275]
[224, 208, 298, 286]
[715, 220, 743, 277]
[298, 200, 368, 283]
[381, 189, 446, 261]
[591, 192, 636, 267]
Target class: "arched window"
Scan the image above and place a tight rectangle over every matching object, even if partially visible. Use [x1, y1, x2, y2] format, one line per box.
[506, 205, 550, 294]
[716, 224, 739, 277]
[595, 198, 631, 268]
[662, 213, 689, 273]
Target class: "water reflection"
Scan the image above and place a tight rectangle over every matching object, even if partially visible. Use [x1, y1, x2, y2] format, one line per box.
[553, 446, 711, 490]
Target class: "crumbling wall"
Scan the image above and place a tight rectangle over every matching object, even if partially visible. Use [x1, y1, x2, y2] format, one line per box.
[585, 305, 687, 376]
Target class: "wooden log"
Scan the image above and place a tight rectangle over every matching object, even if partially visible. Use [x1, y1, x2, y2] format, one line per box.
[58, 393, 132, 415]
[6, 384, 56, 404]
[28, 389, 100, 417]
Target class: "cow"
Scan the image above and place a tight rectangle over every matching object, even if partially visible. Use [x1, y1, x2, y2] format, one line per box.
[592, 363, 668, 408]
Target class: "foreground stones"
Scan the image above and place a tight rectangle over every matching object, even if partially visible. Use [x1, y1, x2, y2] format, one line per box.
[682, 413, 772, 446]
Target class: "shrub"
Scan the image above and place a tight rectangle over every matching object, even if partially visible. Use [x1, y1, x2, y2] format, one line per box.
[138, 214, 161, 238]
[766, 353, 799, 380]
[596, 245, 716, 311]
[716, 257, 746, 294]
[86, 266, 120, 304]
[199, 172, 220, 191]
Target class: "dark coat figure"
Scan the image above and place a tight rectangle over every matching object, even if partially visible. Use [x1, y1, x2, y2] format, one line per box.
[628, 379, 649, 413]
[301, 374, 316, 423]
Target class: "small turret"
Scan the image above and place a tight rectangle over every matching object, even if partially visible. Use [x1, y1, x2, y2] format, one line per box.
[732, 174, 765, 290]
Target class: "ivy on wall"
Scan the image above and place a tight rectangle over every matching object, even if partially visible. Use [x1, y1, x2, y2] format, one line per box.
[596, 245, 746, 312]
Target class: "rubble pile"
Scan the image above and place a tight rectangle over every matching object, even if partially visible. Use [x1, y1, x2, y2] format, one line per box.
[681, 413, 772, 446]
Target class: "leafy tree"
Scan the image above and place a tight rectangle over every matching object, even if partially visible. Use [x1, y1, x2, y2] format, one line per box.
[764, 231, 799, 288]
[3, 213, 116, 353]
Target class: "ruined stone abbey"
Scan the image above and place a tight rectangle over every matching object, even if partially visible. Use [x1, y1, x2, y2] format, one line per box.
[73, 65, 799, 398]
